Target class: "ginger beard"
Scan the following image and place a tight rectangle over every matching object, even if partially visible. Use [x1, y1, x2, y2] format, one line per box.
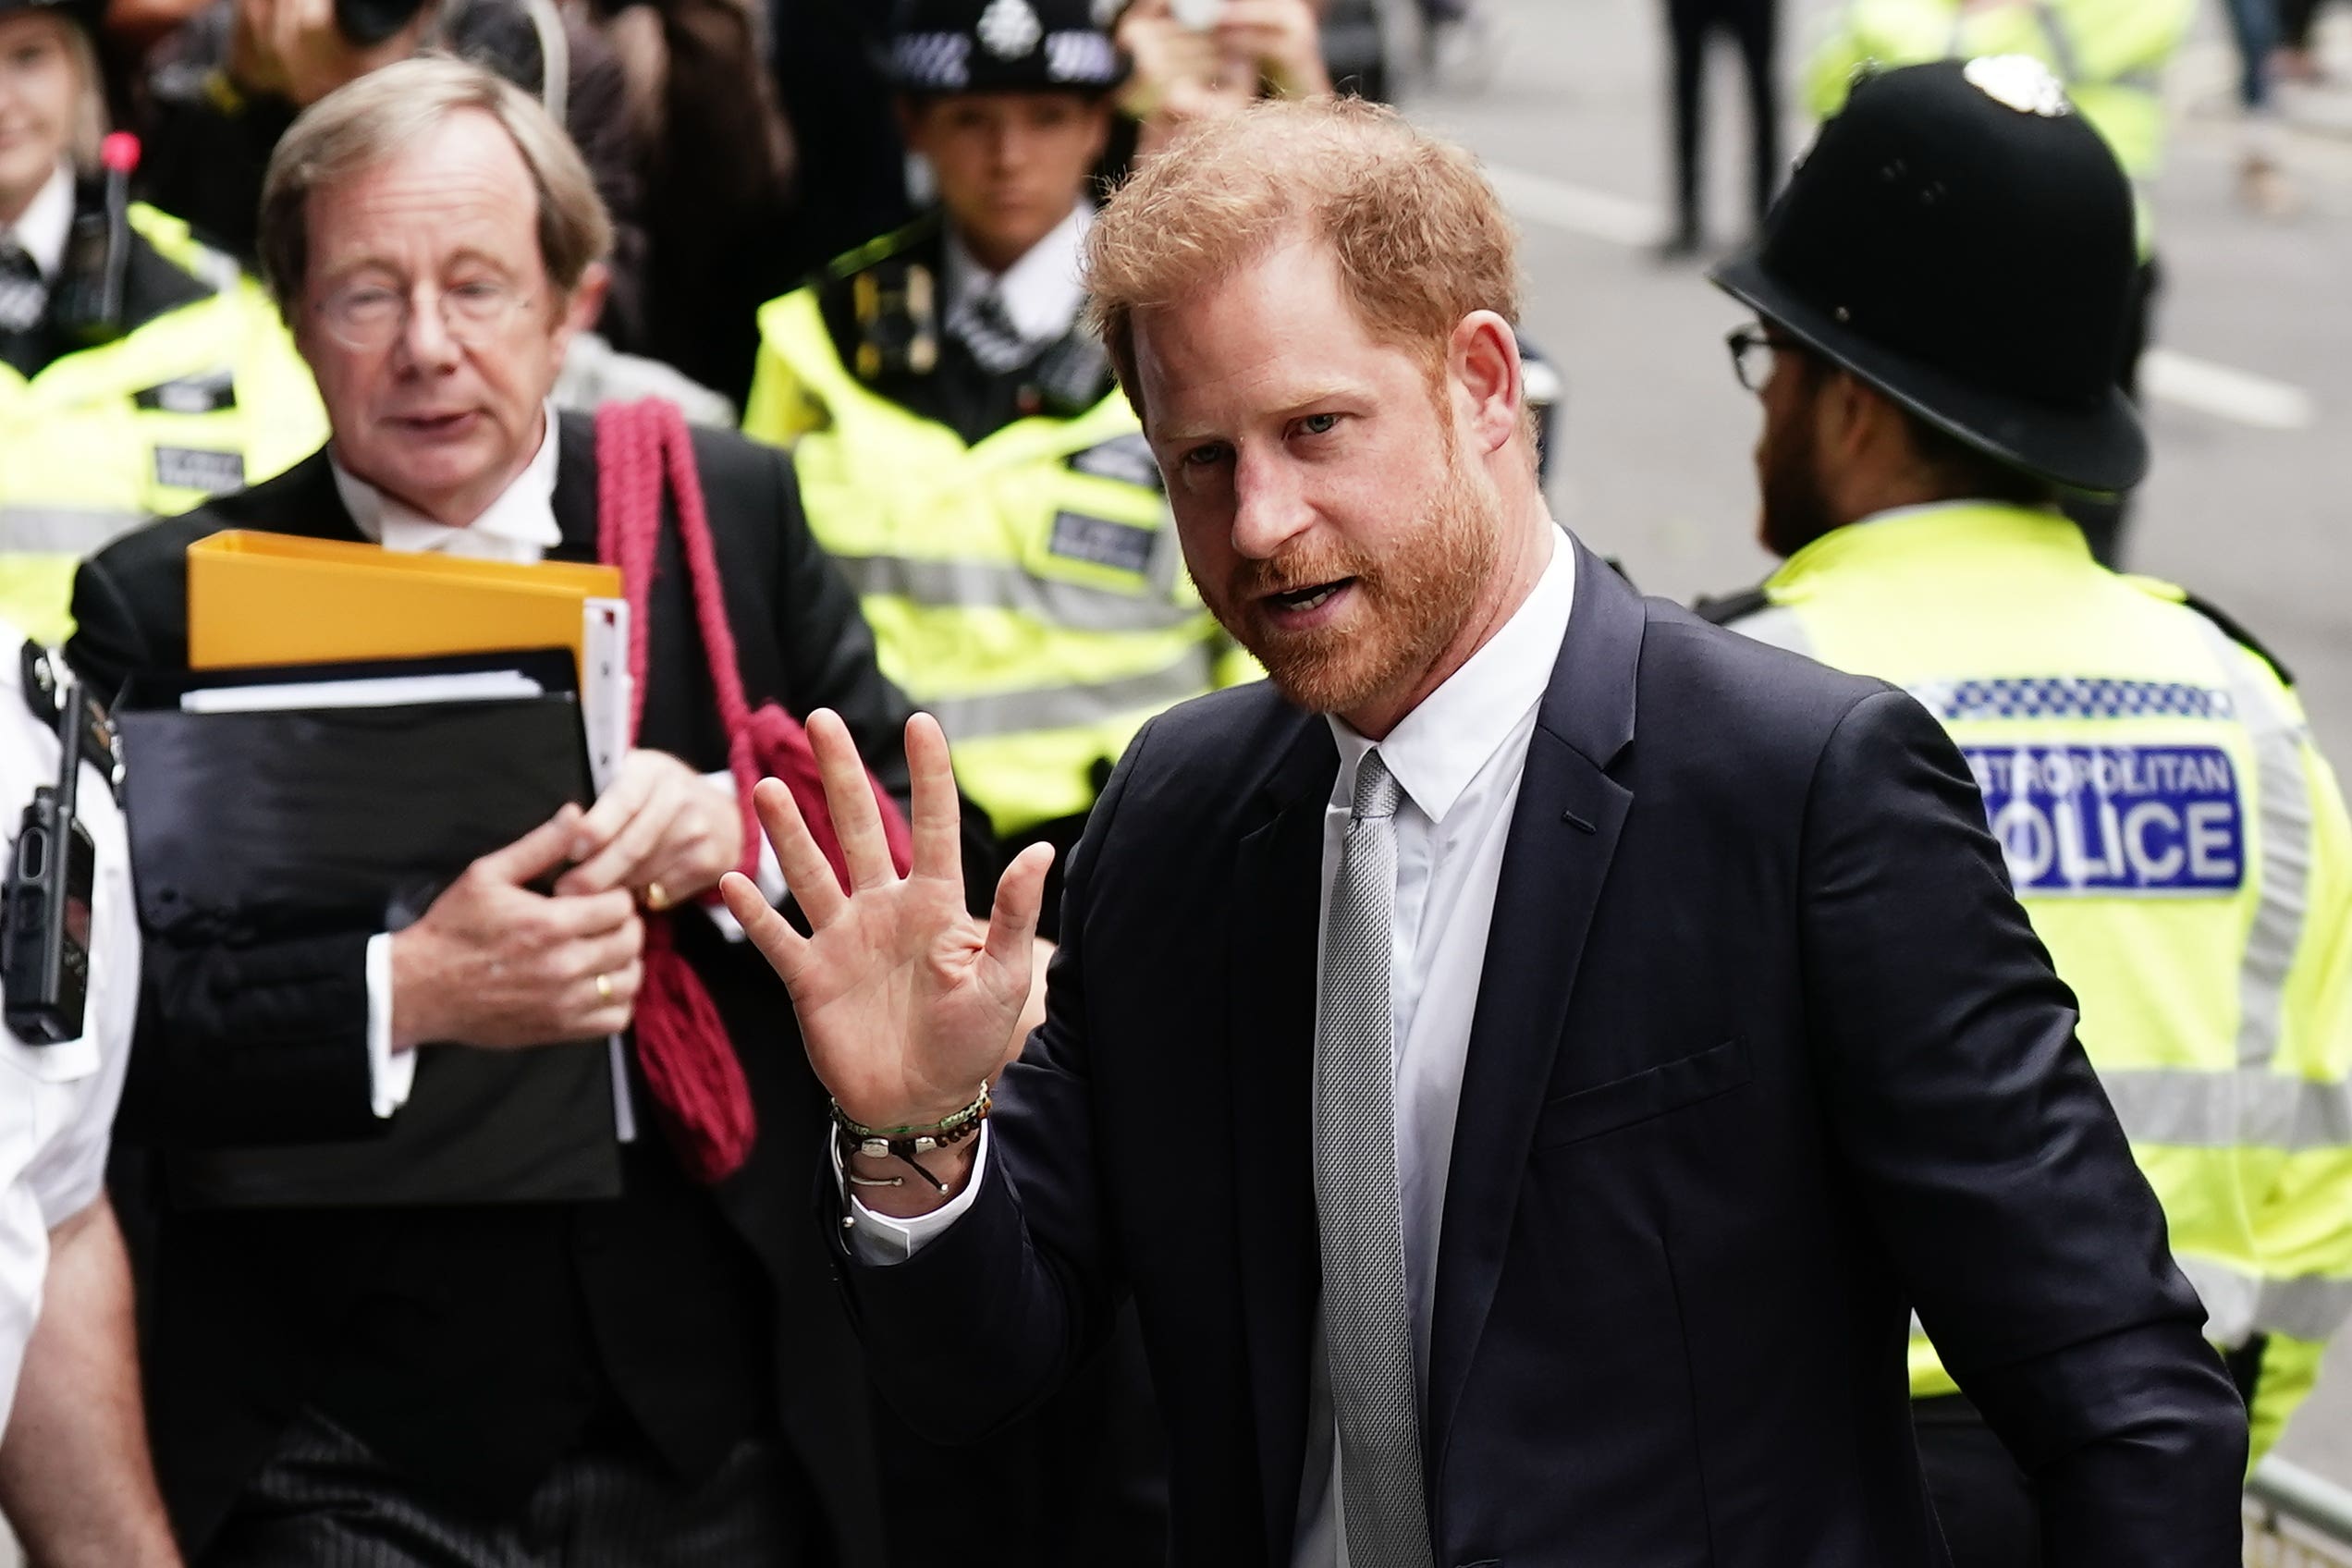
[1200, 424, 1501, 717]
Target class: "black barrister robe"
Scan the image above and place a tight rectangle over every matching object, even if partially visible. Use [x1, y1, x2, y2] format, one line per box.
[68, 410, 994, 1561]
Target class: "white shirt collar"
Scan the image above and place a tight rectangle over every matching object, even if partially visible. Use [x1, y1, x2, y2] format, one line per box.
[944, 202, 1094, 347]
[1327, 526, 1577, 826]
[330, 406, 565, 559]
[2, 164, 76, 281]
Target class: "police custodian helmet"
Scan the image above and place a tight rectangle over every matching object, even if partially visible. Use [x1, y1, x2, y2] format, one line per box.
[886, 0, 1129, 97]
[1711, 57, 2146, 496]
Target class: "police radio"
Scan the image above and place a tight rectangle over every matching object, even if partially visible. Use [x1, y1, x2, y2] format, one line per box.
[1, 650, 95, 1046]
[51, 134, 141, 349]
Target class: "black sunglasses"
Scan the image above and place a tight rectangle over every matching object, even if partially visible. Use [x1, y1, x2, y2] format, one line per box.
[1725, 325, 1810, 393]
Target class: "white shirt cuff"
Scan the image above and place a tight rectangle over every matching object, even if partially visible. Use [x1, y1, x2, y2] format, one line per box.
[828, 1122, 989, 1266]
[363, 933, 419, 1119]
[699, 769, 789, 942]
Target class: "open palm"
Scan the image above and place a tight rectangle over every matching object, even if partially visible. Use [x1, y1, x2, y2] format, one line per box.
[719, 711, 1052, 1133]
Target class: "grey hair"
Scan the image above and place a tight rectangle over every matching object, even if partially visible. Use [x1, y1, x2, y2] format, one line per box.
[257, 55, 611, 317]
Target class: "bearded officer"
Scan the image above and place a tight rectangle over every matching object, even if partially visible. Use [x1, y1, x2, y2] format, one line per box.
[1804, 0, 2193, 565]
[1701, 55, 2352, 1567]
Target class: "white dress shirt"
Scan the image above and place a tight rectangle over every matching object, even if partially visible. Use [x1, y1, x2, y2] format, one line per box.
[943, 201, 1093, 351]
[1292, 528, 1573, 1567]
[840, 529, 1579, 1568]
[1, 163, 76, 281]
[0, 625, 140, 1435]
[333, 411, 786, 1119]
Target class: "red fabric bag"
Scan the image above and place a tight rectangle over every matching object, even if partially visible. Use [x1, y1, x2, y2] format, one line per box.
[595, 398, 913, 1182]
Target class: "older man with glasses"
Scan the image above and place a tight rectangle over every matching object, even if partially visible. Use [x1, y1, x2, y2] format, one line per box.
[65, 55, 992, 1568]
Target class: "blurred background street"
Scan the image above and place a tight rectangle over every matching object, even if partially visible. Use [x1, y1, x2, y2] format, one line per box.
[1407, 0, 2352, 1485]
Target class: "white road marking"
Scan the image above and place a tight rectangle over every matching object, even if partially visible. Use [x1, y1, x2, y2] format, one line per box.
[1482, 163, 1663, 250]
[1483, 160, 2323, 432]
[2143, 349, 2318, 431]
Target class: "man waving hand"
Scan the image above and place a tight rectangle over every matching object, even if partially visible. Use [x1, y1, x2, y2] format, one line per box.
[727, 93, 2245, 1568]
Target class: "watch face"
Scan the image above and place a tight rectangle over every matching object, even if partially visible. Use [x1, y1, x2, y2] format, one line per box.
[331, 0, 428, 45]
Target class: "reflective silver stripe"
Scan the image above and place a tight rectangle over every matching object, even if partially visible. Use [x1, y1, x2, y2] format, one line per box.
[2178, 1256, 2352, 1347]
[2101, 1066, 2352, 1152]
[2198, 619, 2314, 1072]
[0, 506, 150, 553]
[923, 655, 1210, 741]
[1721, 603, 1816, 658]
[2031, 0, 2084, 83]
[833, 552, 1203, 635]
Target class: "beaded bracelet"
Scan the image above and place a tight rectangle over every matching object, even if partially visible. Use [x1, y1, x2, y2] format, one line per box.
[833, 1084, 992, 1194]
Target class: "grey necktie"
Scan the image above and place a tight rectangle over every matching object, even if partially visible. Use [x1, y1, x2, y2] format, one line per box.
[1316, 751, 1435, 1568]
[0, 242, 45, 335]
[952, 286, 1034, 374]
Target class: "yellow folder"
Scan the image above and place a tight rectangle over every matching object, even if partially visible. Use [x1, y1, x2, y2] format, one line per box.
[187, 531, 623, 679]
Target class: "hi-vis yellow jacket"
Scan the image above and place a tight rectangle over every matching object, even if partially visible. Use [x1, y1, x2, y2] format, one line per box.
[742, 236, 1249, 839]
[1714, 503, 2352, 1464]
[1807, 0, 2195, 255]
[0, 202, 323, 646]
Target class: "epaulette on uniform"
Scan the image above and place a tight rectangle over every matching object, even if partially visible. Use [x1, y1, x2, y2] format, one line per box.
[2184, 592, 2295, 690]
[1692, 585, 1770, 627]
[821, 213, 945, 287]
[2125, 578, 2297, 689]
[18, 643, 59, 729]
[16, 643, 119, 793]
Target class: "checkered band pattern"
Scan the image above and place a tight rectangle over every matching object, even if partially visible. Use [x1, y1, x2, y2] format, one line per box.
[1043, 31, 1119, 83]
[1915, 677, 2236, 724]
[890, 31, 972, 90]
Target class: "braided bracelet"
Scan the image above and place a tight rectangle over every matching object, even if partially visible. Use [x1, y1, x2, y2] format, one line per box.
[833, 1084, 993, 1194]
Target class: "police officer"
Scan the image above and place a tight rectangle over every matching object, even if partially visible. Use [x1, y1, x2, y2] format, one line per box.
[1806, 0, 2191, 566]
[0, 630, 178, 1562]
[743, 4, 1197, 1556]
[742, 0, 1250, 928]
[1699, 57, 2352, 1565]
[0, 0, 323, 646]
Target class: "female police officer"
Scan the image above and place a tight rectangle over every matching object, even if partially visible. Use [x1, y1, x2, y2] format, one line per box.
[0, 0, 320, 647]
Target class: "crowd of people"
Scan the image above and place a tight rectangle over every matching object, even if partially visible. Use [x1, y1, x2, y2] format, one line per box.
[0, 0, 2346, 1564]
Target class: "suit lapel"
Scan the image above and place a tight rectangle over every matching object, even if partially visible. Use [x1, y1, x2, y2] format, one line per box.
[267, 450, 370, 545]
[1227, 712, 1338, 1566]
[1425, 539, 1647, 1481]
[547, 410, 604, 565]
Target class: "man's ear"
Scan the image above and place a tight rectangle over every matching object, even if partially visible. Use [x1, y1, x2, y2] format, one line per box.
[1844, 376, 1921, 475]
[1448, 310, 1524, 460]
[557, 261, 609, 346]
[1817, 367, 1877, 466]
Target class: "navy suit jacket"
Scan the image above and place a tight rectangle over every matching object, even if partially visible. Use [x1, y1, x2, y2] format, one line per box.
[837, 536, 2247, 1567]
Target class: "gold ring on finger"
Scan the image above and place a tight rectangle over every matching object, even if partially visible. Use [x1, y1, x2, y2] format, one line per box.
[594, 972, 615, 1004]
[644, 880, 671, 912]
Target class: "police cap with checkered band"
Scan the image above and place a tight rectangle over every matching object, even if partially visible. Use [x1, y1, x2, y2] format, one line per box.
[1711, 56, 2148, 496]
[886, 0, 1130, 97]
